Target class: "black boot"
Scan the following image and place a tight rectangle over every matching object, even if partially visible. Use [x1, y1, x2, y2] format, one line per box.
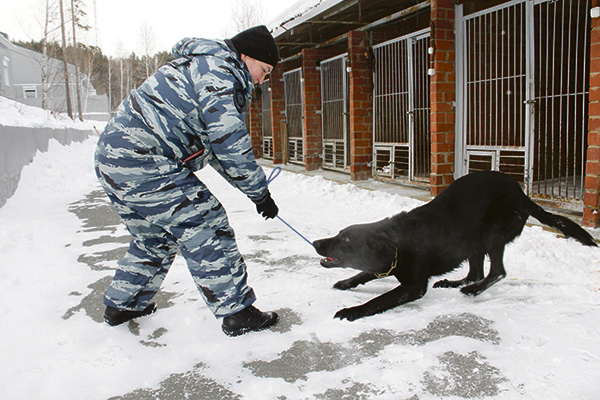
[104, 303, 157, 326]
[221, 306, 278, 337]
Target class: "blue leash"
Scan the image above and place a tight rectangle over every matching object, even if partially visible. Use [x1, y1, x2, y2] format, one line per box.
[266, 167, 314, 248]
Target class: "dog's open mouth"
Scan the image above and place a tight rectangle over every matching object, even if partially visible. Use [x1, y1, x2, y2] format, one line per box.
[320, 257, 341, 268]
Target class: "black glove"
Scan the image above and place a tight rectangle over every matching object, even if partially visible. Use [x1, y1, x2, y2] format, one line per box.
[255, 191, 278, 220]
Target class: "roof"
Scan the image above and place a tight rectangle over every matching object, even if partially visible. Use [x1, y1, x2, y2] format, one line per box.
[268, 0, 431, 60]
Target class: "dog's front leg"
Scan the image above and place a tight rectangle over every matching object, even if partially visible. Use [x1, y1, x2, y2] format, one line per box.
[334, 284, 427, 321]
[334, 272, 378, 290]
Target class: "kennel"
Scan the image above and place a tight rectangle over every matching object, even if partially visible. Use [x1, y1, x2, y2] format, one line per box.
[261, 81, 273, 159]
[372, 28, 432, 183]
[320, 54, 350, 172]
[283, 68, 304, 164]
[456, 0, 591, 209]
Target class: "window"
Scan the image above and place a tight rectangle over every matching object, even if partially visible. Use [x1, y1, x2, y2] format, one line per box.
[3, 57, 9, 86]
[23, 86, 37, 98]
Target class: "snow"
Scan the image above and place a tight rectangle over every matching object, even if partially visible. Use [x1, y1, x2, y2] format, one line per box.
[0, 96, 100, 131]
[269, 0, 344, 39]
[0, 104, 599, 399]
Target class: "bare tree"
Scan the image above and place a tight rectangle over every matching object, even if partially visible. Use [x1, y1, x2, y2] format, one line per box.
[39, 0, 60, 110]
[114, 41, 127, 103]
[138, 20, 157, 79]
[70, 0, 82, 120]
[69, 0, 90, 121]
[58, 0, 73, 119]
[231, 0, 266, 32]
[107, 56, 112, 112]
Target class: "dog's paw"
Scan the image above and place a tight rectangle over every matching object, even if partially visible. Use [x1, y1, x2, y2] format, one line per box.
[460, 283, 483, 296]
[434, 279, 468, 289]
[433, 279, 452, 288]
[334, 307, 364, 321]
[333, 280, 354, 290]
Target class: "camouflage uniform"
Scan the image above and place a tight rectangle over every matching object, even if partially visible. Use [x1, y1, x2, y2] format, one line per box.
[94, 38, 269, 318]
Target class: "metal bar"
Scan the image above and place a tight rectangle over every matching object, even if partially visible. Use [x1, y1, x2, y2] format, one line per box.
[500, 7, 505, 148]
[494, 9, 498, 148]
[580, 0, 590, 199]
[563, 0, 572, 196]
[408, 37, 415, 180]
[550, 1, 557, 195]
[455, 3, 466, 177]
[570, 0, 579, 197]
[480, 17, 485, 145]
[525, 0, 535, 193]
[557, 0, 566, 196]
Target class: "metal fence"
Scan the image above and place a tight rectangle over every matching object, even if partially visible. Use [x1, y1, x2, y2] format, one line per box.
[284, 68, 304, 164]
[320, 54, 349, 171]
[261, 81, 273, 159]
[457, 0, 590, 208]
[531, 0, 590, 204]
[372, 29, 431, 182]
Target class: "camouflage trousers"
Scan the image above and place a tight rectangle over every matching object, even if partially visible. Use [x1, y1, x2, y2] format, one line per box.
[94, 132, 256, 318]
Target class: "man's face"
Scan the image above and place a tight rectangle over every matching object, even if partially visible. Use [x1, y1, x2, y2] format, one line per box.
[242, 55, 273, 84]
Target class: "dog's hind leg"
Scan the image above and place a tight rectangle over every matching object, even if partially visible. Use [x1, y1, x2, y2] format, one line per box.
[461, 246, 507, 296]
[433, 252, 485, 289]
[334, 272, 378, 290]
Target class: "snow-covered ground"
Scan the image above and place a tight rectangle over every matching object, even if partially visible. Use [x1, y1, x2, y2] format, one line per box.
[0, 101, 599, 399]
[0, 96, 100, 131]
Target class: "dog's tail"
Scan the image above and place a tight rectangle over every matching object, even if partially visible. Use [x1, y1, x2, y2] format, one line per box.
[527, 199, 597, 246]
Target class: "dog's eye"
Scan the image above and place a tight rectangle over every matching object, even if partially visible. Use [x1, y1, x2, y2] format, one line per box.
[342, 237, 351, 243]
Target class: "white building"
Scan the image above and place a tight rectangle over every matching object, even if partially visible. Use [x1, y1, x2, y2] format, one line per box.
[0, 32, 109, 121]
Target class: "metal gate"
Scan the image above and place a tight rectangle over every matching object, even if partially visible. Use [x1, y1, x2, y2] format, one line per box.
[284, 68, 304, 164]
[456, 0, 591, 208]
[321, 54, 349, 171]
[372, 29, 431, 182]
[261, 81, 273, 159]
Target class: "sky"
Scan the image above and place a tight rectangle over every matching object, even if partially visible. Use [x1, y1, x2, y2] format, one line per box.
[1, 97, 600, 399]
[0, 0, 301, 57]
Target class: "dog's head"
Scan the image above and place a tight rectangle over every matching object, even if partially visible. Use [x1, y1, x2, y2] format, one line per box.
[313, 220, 398, 275]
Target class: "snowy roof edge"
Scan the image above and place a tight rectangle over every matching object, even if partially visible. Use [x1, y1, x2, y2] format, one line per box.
[267, 0, 346, 38]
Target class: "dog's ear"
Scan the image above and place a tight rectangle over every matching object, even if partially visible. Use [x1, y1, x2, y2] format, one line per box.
[367, 234, 396, 253]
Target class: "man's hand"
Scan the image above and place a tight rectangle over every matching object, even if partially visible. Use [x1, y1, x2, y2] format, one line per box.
[256, 192, 278, 220]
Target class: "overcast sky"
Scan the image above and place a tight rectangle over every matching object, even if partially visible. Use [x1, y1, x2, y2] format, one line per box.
[0, 0, 299, 57]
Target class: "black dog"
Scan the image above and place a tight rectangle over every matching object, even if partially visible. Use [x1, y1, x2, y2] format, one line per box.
[313, 171, 597, 321]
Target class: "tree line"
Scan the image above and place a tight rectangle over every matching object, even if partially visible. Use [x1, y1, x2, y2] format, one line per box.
[14, 0, 266, 118]
[16, 39, 173, 114]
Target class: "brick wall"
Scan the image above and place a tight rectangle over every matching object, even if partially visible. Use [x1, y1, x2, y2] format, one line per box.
[248, 92, 263, 159]
[429, 0, 456, 195]
[302, 48, 325, 171]
[585, 0, 600, 228]
[269, 67, 286, 164]
[348, 30, 373, 181]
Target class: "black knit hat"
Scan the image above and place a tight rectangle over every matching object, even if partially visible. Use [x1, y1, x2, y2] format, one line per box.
[230, 25, 279, 68]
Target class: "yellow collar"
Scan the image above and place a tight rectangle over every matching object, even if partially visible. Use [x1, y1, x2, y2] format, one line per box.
[374, 249, 399, 279]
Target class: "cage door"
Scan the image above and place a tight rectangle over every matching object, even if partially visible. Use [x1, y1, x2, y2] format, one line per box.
[321, 54, 349, 171]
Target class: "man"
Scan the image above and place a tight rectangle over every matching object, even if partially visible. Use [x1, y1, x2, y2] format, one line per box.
[95, 25, 279, 336]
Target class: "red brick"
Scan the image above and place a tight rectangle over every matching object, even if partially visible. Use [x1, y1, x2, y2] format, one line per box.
[588, 146, 600, 160]
[587, 159, 600, 176]
[586, 175, 600, 190]
[590, 87, 600, 103]
[588, 131, 600, 146]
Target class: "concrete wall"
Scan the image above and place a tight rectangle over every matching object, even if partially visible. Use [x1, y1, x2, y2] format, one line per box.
[0, 125, 92, 208]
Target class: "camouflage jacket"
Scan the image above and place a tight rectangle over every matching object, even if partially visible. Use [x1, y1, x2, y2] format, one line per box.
[103, 38, 268, 203]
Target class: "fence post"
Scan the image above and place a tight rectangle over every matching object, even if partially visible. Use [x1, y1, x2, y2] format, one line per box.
[302, 47, 325, 171]
[348, 29, 374, 181]
[270, 67, 285, 164]
[248, 90, 263, 159]
[584, 0, 600, 228]
[429, 0, 457, 195]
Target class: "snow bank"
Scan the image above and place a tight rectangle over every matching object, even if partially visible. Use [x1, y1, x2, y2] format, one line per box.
[0, 96, 101, 131]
